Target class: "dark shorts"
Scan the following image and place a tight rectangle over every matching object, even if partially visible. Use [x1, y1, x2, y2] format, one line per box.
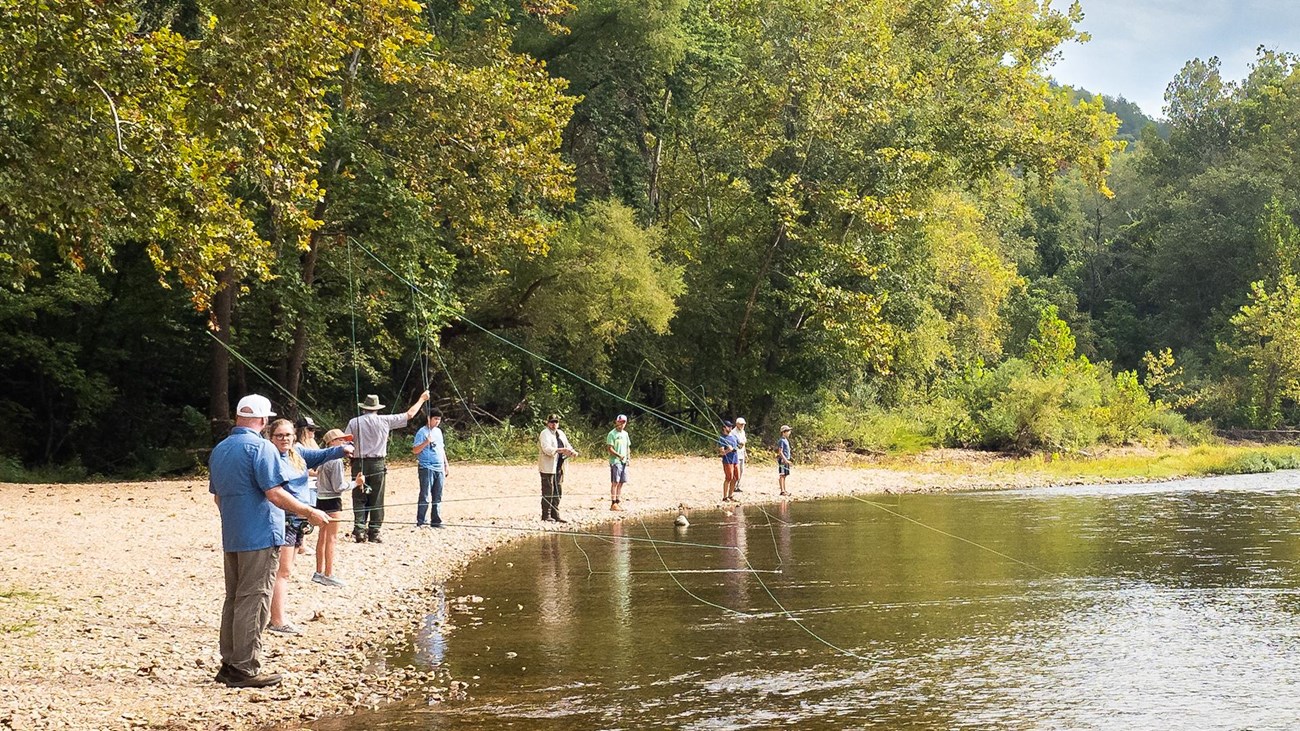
[610, 462, 629, 484]
[283, 517, 307, 547]
[316, 497, 343, 513]
[778, 464, 791, 476]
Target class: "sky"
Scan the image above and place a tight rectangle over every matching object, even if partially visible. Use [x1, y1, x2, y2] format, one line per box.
[1049, 0, 1300, 119]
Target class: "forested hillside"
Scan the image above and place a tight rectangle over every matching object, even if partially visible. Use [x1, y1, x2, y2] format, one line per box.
[1, 1, 1297, 478]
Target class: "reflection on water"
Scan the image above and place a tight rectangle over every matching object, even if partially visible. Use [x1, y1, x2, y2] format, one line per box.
[325, 471, 1300, 730]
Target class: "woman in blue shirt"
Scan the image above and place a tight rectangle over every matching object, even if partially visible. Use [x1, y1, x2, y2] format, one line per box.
[718, 420, 740, 502]
[266, 418, 350, 635]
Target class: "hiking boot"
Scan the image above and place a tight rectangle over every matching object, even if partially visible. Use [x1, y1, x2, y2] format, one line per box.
[368, 533, 383, 544]
[352, 531, 367, 543]
[214, 663, 236, 685]
[220, 669, 283, 689]
[553, 515, 568, 524]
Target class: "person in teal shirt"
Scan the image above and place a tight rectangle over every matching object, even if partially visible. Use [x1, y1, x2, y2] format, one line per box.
[605, 414, 631, 511]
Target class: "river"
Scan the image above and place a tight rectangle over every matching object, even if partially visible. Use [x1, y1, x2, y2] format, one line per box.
[322, 471, 1300, 729]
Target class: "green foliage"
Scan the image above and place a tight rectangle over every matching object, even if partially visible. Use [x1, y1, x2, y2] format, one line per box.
[2, 0, 1140, 476]
[1218, 452, 1300, 475]
[1025, 305, 1078, 373]
[944, 356, 1192, 453]
[791, 400, 937, 456]
[1218, 201, 1300, 428]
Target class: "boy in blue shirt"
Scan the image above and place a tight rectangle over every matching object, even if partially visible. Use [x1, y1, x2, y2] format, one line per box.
[412, 409, 448, 527]
[777, 425, 793, 496]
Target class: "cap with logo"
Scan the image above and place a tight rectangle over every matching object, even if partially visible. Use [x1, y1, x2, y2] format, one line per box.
[615, 414, 628, 423]
[294, 415, 318, 431]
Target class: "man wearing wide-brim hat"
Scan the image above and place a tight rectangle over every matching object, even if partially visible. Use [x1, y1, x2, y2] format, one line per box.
[345, 390, 429, 543]
[538, 413, 578, 522]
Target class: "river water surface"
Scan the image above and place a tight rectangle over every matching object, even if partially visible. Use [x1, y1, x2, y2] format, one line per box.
[329, 471, 1300, 729]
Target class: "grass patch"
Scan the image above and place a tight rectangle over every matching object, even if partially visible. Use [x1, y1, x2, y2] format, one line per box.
[0, 455, 89, 484]
[0, 588, 41, 601]
[0, 587, 44, 635]
[897, 444, 1300, 483]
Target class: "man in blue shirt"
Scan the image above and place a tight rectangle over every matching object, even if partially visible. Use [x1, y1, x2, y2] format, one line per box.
[412, 408, 448, 527]
[209, 394, 334, 688]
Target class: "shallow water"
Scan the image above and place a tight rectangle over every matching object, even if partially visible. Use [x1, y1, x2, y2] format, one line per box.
[328, 471, 1300, 729]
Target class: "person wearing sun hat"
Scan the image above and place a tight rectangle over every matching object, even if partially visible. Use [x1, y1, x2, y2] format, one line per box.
[209, 394, 332, 688]
[732, 417, 748, 493]
[538, 414, 578, 522]
[312, 428, 360, 587]
[605, 414, 631, 511]
[345, 389, 429, 543]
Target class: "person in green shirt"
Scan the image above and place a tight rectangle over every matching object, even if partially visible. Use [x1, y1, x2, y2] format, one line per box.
[606, 414, 631, 511]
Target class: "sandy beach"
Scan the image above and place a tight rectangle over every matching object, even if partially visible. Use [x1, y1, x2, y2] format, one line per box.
[0, 456, 1006, 730]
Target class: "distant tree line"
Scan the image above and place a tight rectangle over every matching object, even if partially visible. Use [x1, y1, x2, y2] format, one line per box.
[2, 1, 1294, 478]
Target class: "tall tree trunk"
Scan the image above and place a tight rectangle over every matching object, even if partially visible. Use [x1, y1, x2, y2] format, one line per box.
[734, 223, 786, 357]
[285, 228, 328, 405]
[208, 268, 236, 442]
[647, 88, 671, 224]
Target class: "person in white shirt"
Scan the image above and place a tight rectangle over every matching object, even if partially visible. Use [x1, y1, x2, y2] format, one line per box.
[344, 390, 429, 543]
[538, 414, 578, 523]
[733, 417, 748, 493]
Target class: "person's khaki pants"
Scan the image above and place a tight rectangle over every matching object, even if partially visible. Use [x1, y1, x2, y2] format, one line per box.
[220, 547, 278, 676]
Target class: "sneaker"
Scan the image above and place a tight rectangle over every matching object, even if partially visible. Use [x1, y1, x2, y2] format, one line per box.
[267, 623, 302, 636]
[431, 522, 445, 529]
[368, 534, 383, 544]
[311, 572, 329, 586]
[324, 575, 347, 587]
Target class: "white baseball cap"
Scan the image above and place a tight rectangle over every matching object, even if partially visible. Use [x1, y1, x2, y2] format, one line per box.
[235, 394, 275, 418]
[616, 414, 628, 422]
[735, 417, 746, 425]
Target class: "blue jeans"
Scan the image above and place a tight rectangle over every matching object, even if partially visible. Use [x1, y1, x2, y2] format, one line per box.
[417, 467, 445, 526]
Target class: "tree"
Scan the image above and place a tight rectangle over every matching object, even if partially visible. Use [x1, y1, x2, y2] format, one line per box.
[1224, 199, 1300, 427]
